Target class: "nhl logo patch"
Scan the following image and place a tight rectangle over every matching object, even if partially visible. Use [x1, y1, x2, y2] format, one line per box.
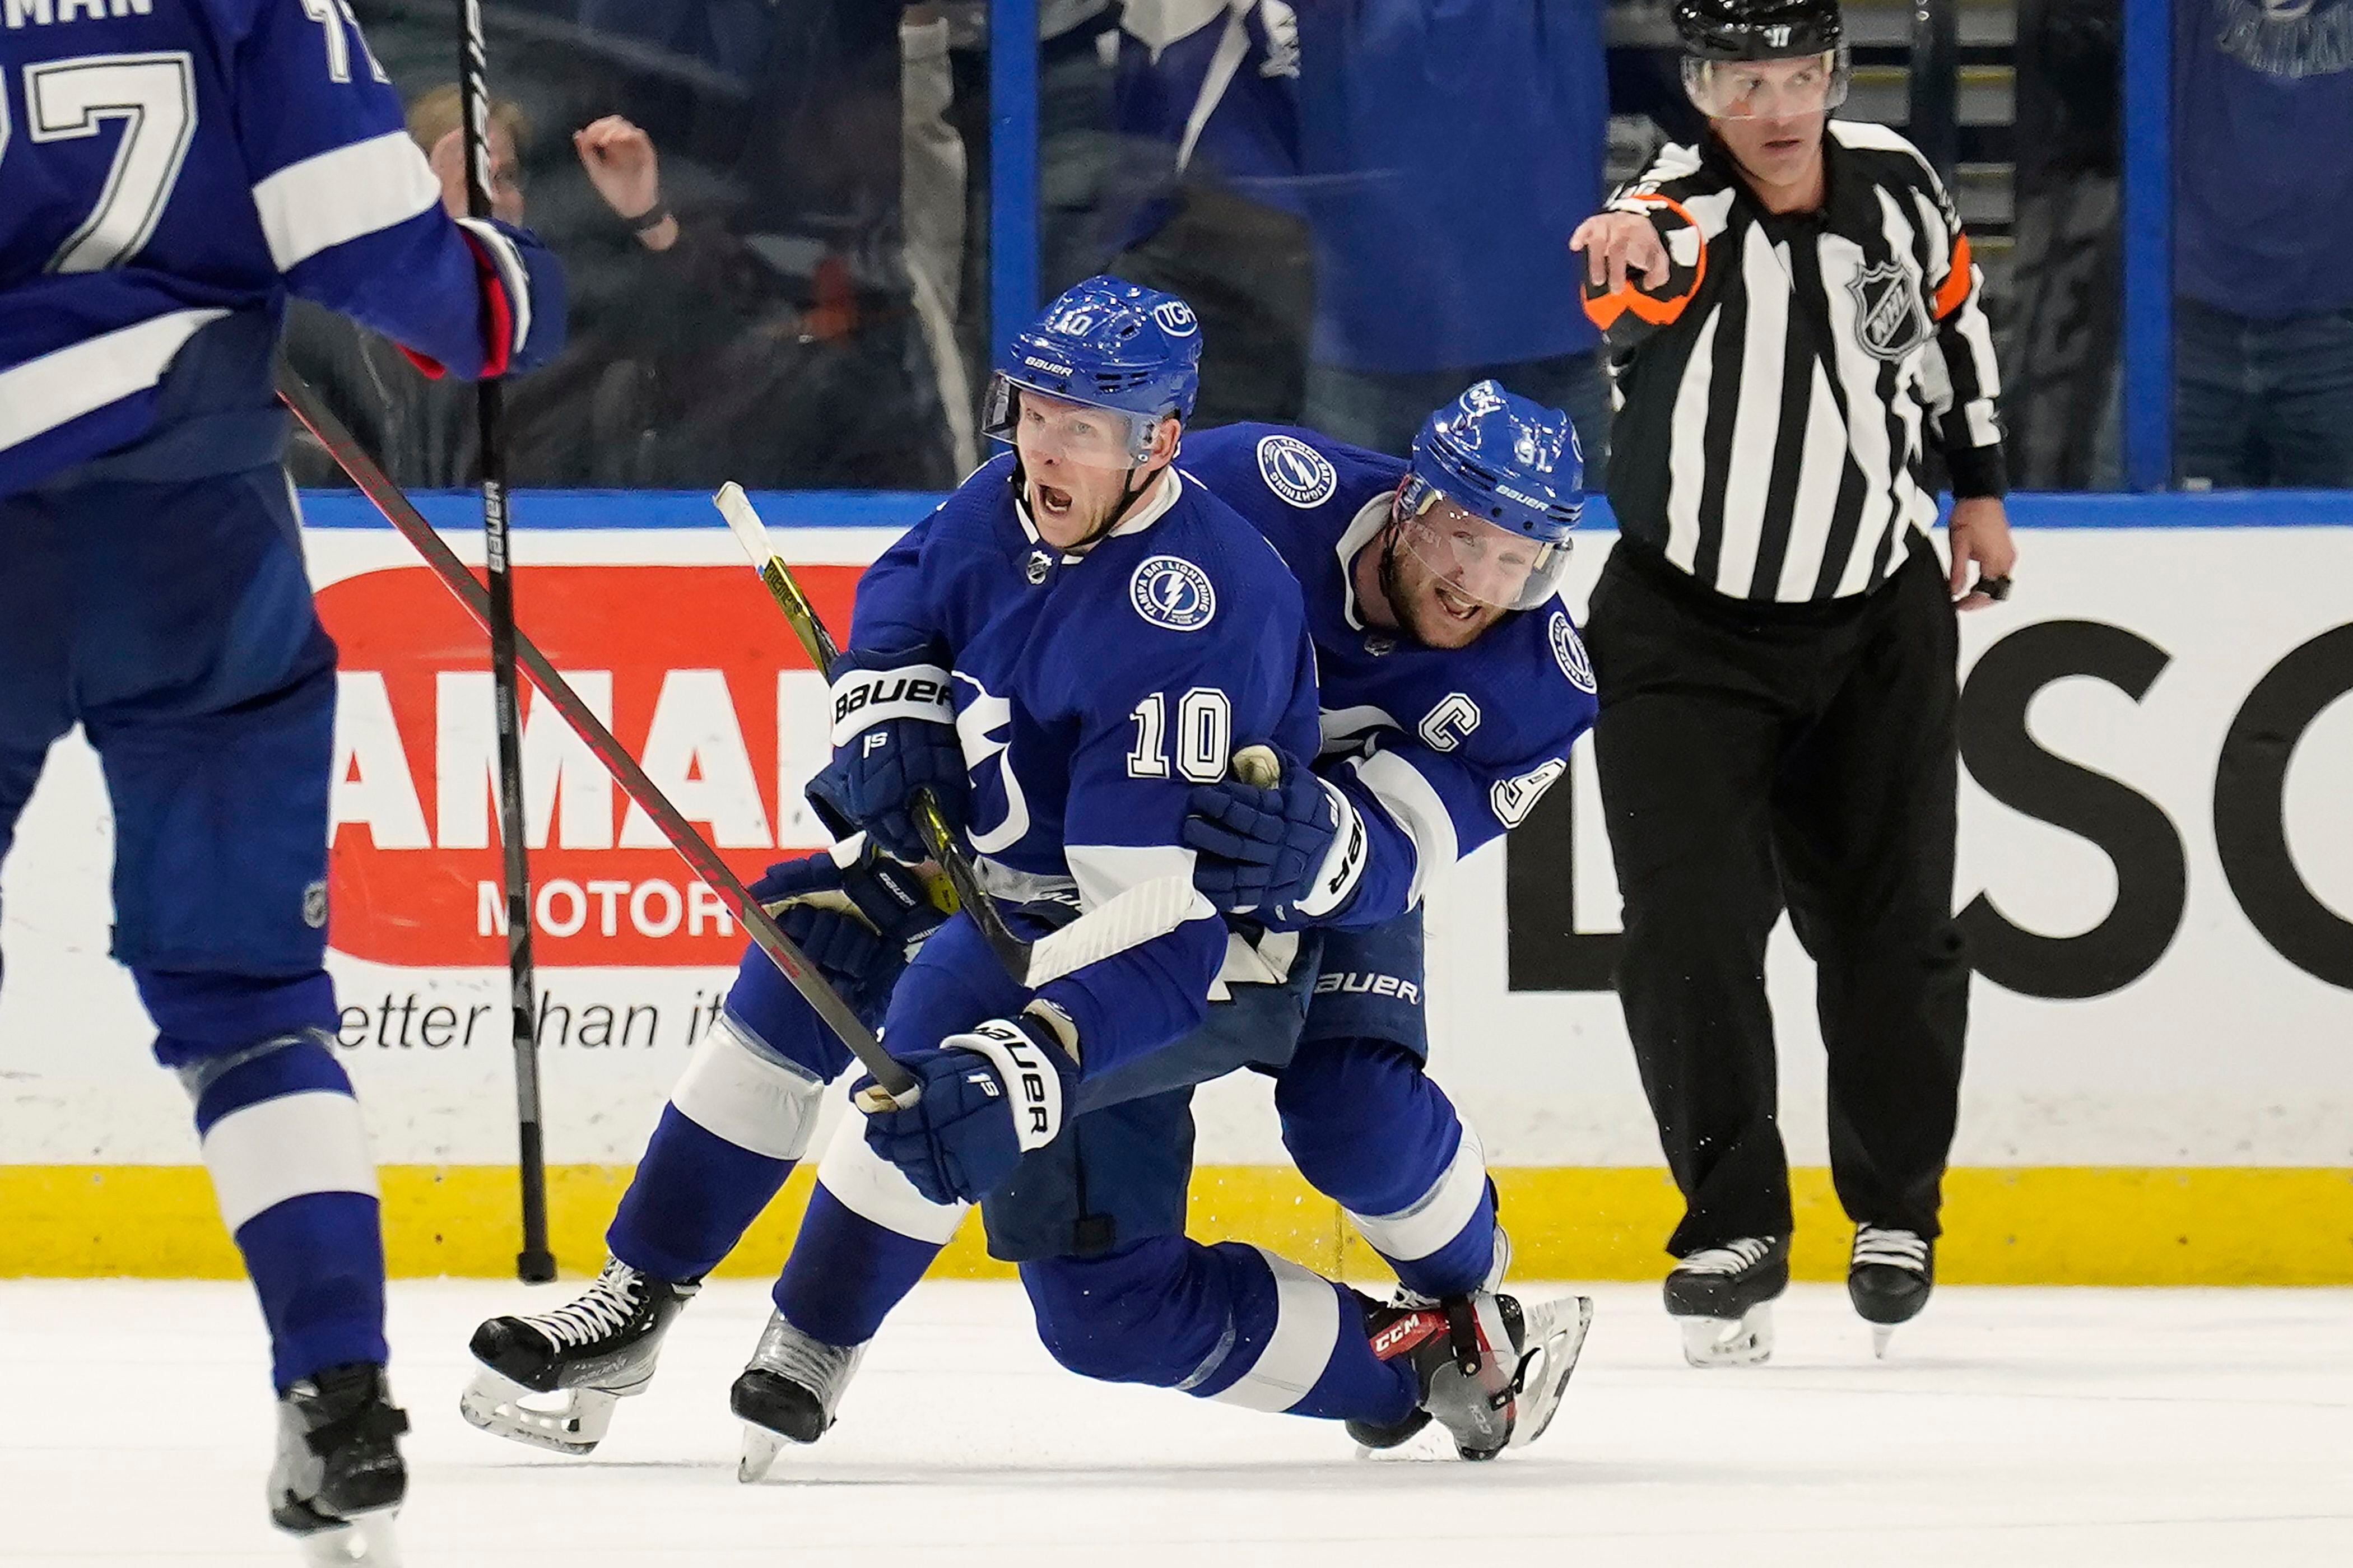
[1129, 555, 1217, 632]
[1847, 260, 1930, 363]
[303, 880, 329, 929]
[1548, 611, 1595, 692]
[1257, 434, 1336, 508]
[1026, 548, 1053, 584]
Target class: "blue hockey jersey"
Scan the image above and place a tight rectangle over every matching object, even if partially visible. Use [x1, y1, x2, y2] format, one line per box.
[851, 452, 1321, 1077]
[1, 0, 561, 496]
[1179, 424, 1597, 924]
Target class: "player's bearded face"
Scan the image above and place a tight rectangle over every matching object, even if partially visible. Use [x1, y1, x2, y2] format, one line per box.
[1380, 499, 1517, 650]
[1013, 393, 1176, 550]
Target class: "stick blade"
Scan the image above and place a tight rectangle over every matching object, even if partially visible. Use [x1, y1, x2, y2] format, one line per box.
[713, 482, 775, 572]
[1025, 874, 1205, 987]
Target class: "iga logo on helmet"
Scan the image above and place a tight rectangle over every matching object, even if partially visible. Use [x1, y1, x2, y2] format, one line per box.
[1151, 300, 1199, 337]
[1550, 611, 1596, 692]
[1257, 434, 1337, 508]
[1129, 556, 1217, 632]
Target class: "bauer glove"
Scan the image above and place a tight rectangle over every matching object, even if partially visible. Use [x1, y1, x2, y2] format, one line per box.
[856, 1013, 1077, 1206]
[1180, 749, 1366, 924]
[804, 648, 969, 863]
[743, 841, 948, 1029]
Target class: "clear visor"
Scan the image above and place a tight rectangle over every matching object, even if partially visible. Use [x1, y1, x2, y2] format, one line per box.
[1397, 480, 1573, 612]
[1681, 51, 1849, 119]
[981, 373, 1159, 469]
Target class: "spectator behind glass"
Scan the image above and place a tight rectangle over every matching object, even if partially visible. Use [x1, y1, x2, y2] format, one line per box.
[2175, 0, 2353, 487]
[1291, 0, 1612, 480]
[1101, 0, 1313, 428]
[552, 0, 959, 490]
[281, 86, 530, 488]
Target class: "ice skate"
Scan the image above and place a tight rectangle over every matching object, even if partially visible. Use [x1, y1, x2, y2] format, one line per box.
[731, 1309, 868, 1482]
[1349, 1288, 1593, 1460]
[1665, 1235, 1787, 1367]
[459, 1257, 699, 1454]
[269, 1362, 408, 1565]
[1849, 1225, 1933, 1357]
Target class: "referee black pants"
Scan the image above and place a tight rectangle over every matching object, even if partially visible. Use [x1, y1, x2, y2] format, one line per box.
[1584, 536, 1970, 1258]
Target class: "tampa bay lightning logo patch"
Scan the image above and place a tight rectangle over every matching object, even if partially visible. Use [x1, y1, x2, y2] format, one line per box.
[1549, 611, 1595, 692]
[1130, 556, 1217, 632]
[1257, 434, 1337, 508]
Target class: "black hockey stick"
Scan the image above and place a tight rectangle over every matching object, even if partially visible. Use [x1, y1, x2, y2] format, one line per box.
[712, 483, 1277, 988]
[455, 0, 550, 1283]
[278, 370, 922, 1118]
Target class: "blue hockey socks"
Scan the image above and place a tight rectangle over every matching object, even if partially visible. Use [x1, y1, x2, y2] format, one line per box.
[1022, 1237, 1417, 1427]
[607, 1007, 831, 1281]
[179, 1029, 385, 1392]
[1277, 1036, 1500, 1299]
[771, 1114, 968, 1346]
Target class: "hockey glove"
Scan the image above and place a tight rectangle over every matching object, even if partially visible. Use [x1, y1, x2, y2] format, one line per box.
[747, 843, 948, 1028]
[803, 649, 969, 863]
[398, 217, 566, 380]
[856, 1015, 1076, 1206]
[1181, 752, 1367, 923]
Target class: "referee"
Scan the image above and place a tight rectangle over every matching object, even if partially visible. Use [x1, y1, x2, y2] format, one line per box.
[1569, 0, 2015, 1366]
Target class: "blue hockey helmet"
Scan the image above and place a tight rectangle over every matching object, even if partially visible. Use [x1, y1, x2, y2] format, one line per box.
[981, 275, 1203, 466]
[1396, 380, 1585, 612]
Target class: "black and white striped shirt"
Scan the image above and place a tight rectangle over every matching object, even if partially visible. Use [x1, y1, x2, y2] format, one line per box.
[1583, 120, 2006, 604]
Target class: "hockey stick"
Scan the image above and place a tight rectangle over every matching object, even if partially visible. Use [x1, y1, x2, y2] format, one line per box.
[454, 0, 550, 1283]
[278, 369, 920, 1115]
[712, 483, 1278, 988]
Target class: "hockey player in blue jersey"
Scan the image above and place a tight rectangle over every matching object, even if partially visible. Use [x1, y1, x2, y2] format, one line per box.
[1, 1, 562, 1558]
[462, 373, 1597, 1465]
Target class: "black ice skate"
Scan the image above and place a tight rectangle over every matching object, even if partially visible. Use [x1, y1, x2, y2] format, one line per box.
[1347, 1289, 1593, 1460]
[1848, 1225, 1934, 1357]
[1665, 1235, 1788, 1367]
[270, 1362, 409, 1566]
[459, 1257, 699, 1454]
[731, 1309, 868, 1483]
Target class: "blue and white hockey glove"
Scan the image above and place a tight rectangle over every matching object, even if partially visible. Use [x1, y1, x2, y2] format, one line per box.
[856, 1014, 1077, 1206]
[804, 649, 969, 864]
[398, 217, 566, 380]
[748, 842, 947, 1028]
[1181, 752, 1367, 923]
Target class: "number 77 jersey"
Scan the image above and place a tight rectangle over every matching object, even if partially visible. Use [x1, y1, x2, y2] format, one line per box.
[2, 0, 562, 497]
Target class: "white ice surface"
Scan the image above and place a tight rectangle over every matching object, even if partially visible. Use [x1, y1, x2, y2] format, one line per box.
[4, 1279, 2350, 1566]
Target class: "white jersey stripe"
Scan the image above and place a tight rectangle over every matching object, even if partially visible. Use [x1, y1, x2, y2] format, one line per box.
[1662, 308, 1720, 575]
[1713, 227, 1792, 597]
[0, 305, 227, 454]
[251, 129, 441, 273]
[1349, 747, 1459, 909]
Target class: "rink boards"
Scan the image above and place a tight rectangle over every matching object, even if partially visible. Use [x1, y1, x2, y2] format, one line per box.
[1, 491, 2348, 1282]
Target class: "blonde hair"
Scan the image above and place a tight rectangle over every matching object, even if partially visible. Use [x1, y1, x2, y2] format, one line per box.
[405, 83, 529, 155]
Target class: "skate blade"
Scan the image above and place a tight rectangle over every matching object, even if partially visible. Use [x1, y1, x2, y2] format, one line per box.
[1505, 1294, 1595, 1451]
[1677, 1302, 1773, 1368]
[458, 1370, 617, 1455]
[738, 1423, 787, 1484]
[1871, 1323, 1896, 1360]
[296, 1511, 402, 1567]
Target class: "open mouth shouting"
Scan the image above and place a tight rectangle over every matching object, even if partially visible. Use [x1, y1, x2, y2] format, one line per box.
[1032, 481, 1075, 524]
[1432, 580, 1484, 624]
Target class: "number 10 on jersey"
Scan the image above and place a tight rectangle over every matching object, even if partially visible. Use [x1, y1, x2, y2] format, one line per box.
[1126, 690, 1233, 782]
